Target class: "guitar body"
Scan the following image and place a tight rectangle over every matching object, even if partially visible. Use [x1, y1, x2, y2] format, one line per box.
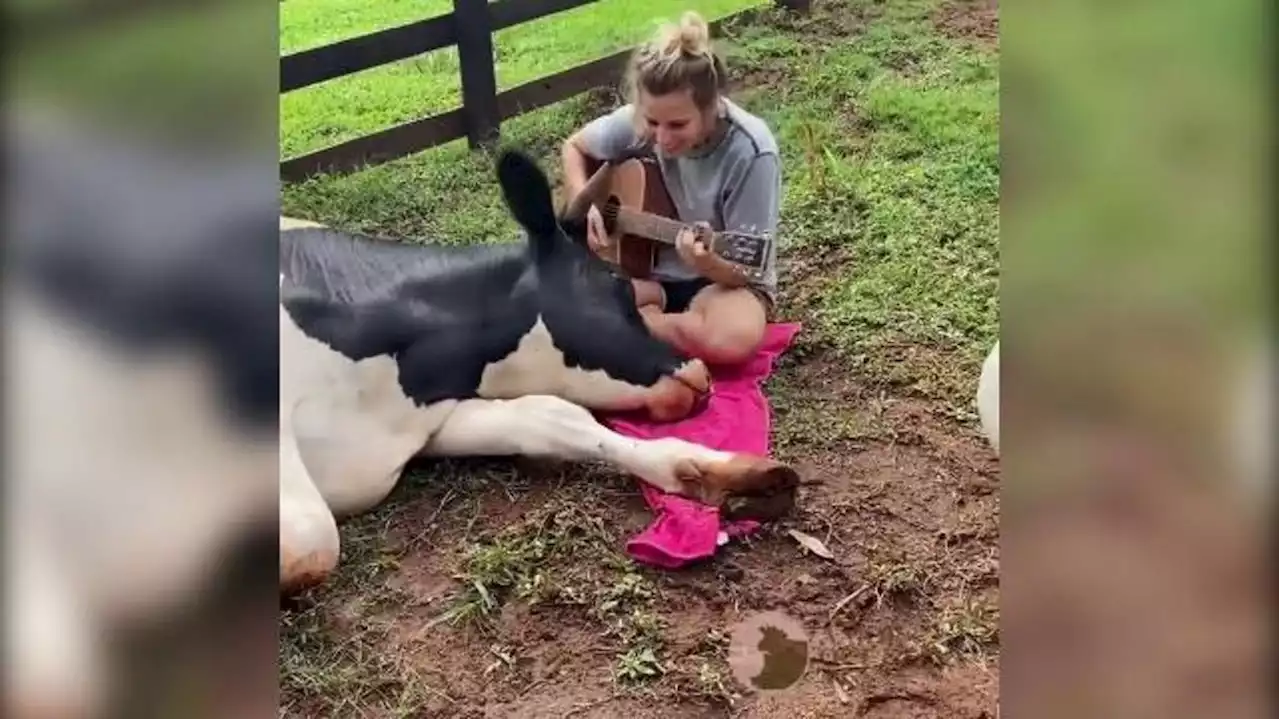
[570, 152, 771, 282]
[583, 156, 675, 279]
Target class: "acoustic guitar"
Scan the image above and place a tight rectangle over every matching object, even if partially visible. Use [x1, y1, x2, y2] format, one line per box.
[569, 154, 772, 282]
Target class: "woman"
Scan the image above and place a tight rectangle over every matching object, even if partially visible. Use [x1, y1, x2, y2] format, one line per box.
[561, 11, 782, 365]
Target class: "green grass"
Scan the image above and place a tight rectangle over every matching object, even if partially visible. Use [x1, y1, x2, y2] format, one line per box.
[12, 3, 276, 146]
[281, 0, 762, 157]
[438, 501, 632, 625]
[439, 500, 673, 686]
[278, 499, 438, 716]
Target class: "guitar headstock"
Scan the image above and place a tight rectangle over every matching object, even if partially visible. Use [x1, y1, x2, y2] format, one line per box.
[710, 230, 772, 274]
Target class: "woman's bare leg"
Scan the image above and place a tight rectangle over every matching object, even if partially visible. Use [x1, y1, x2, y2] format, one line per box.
[639, 285, 767, 364]
[631, 278, 666, 310]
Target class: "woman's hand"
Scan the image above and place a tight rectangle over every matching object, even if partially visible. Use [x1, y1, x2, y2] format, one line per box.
[586, 205, 611, 253]
[675, 222, 721, 274]
[676, 222, 749, 287]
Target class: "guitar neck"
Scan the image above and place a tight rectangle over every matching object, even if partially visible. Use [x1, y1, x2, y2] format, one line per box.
[604, 204, 769, 281]
[612, 207, 695, 247]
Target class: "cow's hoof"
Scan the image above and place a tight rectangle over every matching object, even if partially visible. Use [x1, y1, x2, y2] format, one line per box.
[722, 484, 798, 522]
[696, 455, 800, 522]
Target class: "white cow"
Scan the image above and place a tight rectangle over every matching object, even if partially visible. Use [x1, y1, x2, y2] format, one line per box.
[977, 340, 999, 453]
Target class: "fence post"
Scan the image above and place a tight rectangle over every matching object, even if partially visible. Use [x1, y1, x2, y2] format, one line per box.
[453, 0, 501, 148]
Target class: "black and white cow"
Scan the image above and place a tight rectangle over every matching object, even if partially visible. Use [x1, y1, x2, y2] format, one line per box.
[280, 150, 799, 591]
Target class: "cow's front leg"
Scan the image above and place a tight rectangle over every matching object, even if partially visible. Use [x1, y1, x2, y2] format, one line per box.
[422, 396, 798, 520]
[280, 433, 340, 593]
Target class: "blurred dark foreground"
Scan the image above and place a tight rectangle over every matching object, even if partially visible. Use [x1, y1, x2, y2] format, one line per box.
[6, 3, 281, 718]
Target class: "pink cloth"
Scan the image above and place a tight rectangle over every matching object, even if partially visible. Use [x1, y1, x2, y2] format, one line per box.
[599, 323, 802, 569]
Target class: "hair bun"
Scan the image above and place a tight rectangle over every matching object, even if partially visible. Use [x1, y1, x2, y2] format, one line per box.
[668, 11, 711, 57]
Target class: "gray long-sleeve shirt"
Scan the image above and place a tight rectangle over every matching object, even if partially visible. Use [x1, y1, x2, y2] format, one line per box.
[576, 98, 782, 301]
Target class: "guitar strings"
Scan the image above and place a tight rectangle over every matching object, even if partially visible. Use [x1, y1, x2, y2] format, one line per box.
[598, 203, 683, 232]
[595, 205, 765, 267]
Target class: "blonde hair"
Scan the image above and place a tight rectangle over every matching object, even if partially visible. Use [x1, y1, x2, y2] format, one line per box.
[625, 11, 728, 111]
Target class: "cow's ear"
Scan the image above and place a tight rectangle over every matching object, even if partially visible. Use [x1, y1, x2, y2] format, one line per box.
[496, 149, 560, 257]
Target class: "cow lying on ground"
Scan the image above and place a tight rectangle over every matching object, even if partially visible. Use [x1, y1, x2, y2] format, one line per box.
[280, 149, 799, 592]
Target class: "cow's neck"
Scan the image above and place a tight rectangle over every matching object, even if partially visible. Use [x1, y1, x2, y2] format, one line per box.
[488, 249, 663, 409]
[471, 311, 650, 412]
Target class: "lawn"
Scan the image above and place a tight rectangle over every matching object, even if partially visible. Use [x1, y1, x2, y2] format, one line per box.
[280, 0, 762, 158]
[280, 0, 1000, 716]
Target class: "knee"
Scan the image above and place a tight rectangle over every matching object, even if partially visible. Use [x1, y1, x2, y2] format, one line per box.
[632, 279, 665, 308]
[280, 532, 339, 595]
[700, 324, 765, 365]
[279, 499, 340, 594]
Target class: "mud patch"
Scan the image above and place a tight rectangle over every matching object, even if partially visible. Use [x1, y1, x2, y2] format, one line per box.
[933, 0, 999, 48]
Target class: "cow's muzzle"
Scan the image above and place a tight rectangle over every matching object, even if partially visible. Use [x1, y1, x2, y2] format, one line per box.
[646, 359, 712, 422]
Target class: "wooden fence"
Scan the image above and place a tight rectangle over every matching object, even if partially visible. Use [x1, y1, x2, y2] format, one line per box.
[279, 0, 810, 182]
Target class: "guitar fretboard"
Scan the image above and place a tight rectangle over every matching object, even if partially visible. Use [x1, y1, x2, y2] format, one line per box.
[602, 206, 687, 246]
[597, 202, 769, 275]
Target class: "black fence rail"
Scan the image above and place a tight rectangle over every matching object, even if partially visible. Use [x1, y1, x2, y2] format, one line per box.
[279, 0, 810, 181]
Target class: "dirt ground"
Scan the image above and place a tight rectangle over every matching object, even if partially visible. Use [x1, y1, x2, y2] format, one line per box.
[932, 0, 998, 48]
[279, 2, 1001, 717]
[280, 337, 1000, 718]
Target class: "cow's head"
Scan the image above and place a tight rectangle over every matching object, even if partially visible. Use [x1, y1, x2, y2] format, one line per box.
[495, 149, 709, 421]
